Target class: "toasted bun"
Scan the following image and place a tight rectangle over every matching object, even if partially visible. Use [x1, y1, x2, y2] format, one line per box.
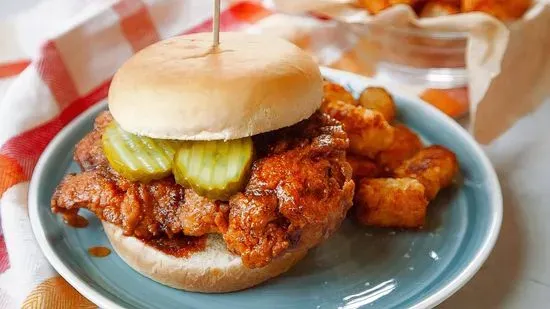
[103, 222, 307, 293]
[108, 32, 323, 140]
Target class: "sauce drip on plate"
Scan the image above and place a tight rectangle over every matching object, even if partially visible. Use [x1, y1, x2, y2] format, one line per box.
[63, 214, 89, 228]
[88, 246, 111, 257]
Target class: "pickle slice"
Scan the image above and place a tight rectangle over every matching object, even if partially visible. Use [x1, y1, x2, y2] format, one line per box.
[102, 123, 180, 182]
[174, 138, 254, 201]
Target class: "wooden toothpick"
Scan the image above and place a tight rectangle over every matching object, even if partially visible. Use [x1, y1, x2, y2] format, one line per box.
[212, 0, 221, 48]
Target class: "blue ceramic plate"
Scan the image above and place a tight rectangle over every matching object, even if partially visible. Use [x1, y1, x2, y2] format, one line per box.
[29, 68, 502, 309]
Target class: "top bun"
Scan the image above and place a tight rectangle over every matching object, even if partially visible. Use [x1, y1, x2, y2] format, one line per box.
[108, 32, 323, 140]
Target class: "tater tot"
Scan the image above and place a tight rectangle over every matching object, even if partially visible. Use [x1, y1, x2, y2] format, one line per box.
[321, 100, 395, 158]
[505, 0, 532, 18]
[356, 0, 421, 14]
[323, 81, 356, 106]
[394, 145, 459, 200]
[356, 0, 391, 14]
[376, 124, 423, 171]
[358, 87, 397, 122]
[347, 155, 382, 179]
[358, 0, 529, 20]
[462, 0, 531, 20]
[355, 178, 428, 228]
[461, 0, 480, 12]
[476, 5, 508, 20]
[462, 0, 508, 19]
[420, 1, 460, 18]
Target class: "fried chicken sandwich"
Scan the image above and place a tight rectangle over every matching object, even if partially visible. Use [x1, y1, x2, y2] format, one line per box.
[51, 33, 354, 292]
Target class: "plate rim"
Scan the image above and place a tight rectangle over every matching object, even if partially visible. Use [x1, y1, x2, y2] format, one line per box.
[28, 101, 126, 309]
[28, 67, 503, 309]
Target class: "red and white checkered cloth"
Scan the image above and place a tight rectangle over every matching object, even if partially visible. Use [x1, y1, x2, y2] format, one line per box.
[0, 0, 468, 307]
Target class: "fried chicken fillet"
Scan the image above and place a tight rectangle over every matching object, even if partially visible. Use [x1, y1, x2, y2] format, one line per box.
[225, 113, 354, 267]
[52, 112, 354, 268]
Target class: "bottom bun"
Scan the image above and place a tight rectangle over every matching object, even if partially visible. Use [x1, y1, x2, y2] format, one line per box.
[103, 222, 308, 293]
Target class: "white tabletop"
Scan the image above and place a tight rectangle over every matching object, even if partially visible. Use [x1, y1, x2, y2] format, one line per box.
[441, 101, 550, 309]
[0, 0, 41, 19]
[1, 1, 549, 308]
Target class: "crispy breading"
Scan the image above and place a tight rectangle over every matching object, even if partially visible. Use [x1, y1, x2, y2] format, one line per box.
[323, 81, 356, 106]
[321, 100, 394, 158]
[51, 167, 229, 239]
[394, 145, 459, 200]
[355, 178, 428, 228]
[347, 154, 382, 179]
[358, 87, 397, 122]
[74, 111, 111, 170]
[376, 124, 423, 171]
[225, 112, 354, 268]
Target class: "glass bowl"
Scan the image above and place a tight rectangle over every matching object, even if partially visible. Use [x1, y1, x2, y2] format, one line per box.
[349, 23, 469, 89]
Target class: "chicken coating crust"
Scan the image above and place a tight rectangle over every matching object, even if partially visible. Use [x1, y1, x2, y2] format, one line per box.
[225, 112, 354, 268]
[376, 124, 423, 172]
[355, 178, 428, 228]
[358, 87, 397, 122]
[52, 168, 229, 239]
[321, 100, 394, 158]
[52, 111, 354, 269]
[394, 145, 459, 200]
[323, 81, 356, 106]
[73, 111, 111, 170]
